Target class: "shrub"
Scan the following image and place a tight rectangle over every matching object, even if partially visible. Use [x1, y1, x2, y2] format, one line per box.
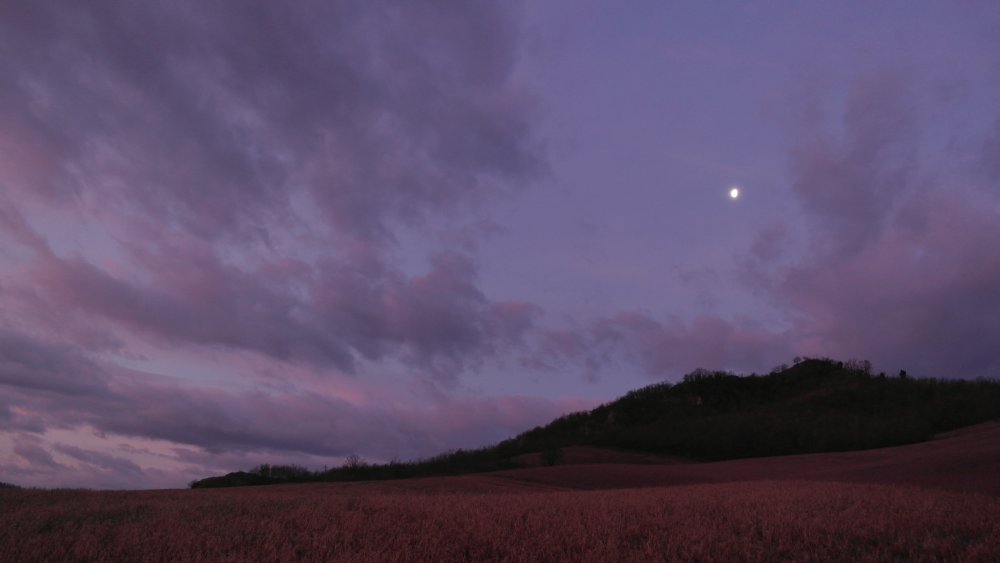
[541, 448, 564, 466]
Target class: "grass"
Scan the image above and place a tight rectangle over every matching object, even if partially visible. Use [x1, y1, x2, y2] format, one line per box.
[3, 480, 1000, 562]
[6, 420, 1000, 561]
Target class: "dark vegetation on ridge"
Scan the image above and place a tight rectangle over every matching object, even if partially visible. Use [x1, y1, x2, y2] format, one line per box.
[190, 358, 1000, 488]
[0, 482, 19, 489]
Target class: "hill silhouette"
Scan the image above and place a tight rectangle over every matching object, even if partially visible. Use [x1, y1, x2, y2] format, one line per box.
[191, 358, 1000, 488]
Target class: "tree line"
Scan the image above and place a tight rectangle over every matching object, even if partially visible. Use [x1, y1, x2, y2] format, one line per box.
[191, 357, 1000, 488]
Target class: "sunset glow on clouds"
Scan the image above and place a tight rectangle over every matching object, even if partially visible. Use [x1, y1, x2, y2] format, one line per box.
[2, 1, 1000, 488]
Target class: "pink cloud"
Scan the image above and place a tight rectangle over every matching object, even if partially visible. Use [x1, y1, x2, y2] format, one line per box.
[0, 326, 593, 488]
[758, 72, 1000, 377]
[526, 312, 791, 381]
[3, 3, 1000, 491]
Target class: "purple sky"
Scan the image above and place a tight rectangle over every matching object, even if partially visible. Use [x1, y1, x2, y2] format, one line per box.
[2, 1, 999, 489]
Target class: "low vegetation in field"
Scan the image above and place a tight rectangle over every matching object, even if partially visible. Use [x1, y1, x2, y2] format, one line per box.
[2, 481, 998, 562]
[7, 358, 1000, 561]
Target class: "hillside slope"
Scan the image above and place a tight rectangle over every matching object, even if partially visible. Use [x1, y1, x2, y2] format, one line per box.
[493, 420, 1000, 496]
[505, 358, 1000, 461]
[192, 358, 1000, 487]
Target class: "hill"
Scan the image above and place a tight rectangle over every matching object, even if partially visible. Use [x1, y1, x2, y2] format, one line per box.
[507, 358, 1000, 460]
[491, 420, 1000, 496]
[9, 423, 1000, 560]
[191, 358, 1000, 487]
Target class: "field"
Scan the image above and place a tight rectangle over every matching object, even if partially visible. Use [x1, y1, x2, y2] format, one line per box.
[3, 422, 1000, 562]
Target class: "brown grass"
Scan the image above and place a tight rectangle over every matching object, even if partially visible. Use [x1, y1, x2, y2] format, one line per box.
[3, 421, 999, 561]
[498, 421, 1000, 495]
[2, 480, 999, 562]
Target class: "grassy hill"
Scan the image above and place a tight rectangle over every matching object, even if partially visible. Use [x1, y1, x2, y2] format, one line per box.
[191, 358, 1000, 487]
[12, 418, 1000, 560]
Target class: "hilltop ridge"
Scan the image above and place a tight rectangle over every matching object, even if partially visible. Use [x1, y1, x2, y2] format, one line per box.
[506, 358, 1000, 461]
[192, 358, 1000, 487]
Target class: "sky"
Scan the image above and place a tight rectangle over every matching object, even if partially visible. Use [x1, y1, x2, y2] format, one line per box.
[2, 1, 999, 489]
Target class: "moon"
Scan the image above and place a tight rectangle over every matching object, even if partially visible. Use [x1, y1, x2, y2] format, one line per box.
[729, 186, 740, 200]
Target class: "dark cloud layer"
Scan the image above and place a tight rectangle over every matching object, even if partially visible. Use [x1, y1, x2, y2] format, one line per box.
[1, 324, 590, 488]
[0, 328, 109, 396]
[0, 0, 542, 376]
[2, 3, 999, 489]
[789, 73, 917, 257]
[1, 0, 555, 488]
[0, 1, 541, 242]
[768, 72, 1000, 378]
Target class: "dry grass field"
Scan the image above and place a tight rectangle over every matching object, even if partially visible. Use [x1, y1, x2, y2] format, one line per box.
[3, 422, 999, 562]
[495, 421, 1000, 495]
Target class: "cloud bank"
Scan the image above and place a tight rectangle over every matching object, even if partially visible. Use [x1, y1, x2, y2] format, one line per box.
[2, 2, 999, 488]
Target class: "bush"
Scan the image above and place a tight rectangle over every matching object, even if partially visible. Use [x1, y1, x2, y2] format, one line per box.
[541, 448, 564, 466]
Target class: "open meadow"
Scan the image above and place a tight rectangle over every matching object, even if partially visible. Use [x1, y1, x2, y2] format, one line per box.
[2, 480, 999, 562]
[3, 422, 1000, 562]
